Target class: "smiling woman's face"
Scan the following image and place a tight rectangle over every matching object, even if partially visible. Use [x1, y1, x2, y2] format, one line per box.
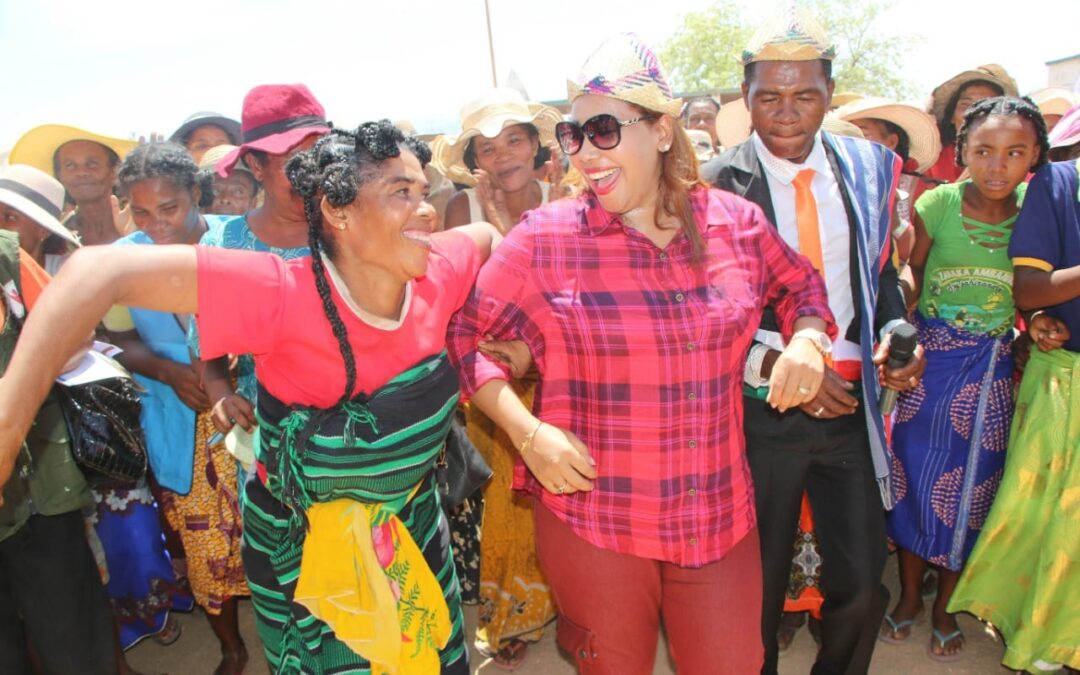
[470, 123, 539, 193]
[334, 148, 435, 284]
[566, 95, 669, 216]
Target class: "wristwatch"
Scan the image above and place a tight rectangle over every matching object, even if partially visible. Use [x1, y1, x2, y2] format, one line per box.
[790, 329, 833, 357]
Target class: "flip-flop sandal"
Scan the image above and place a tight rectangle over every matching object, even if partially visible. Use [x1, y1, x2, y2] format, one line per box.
[152, 614, 182, 646]
[493, 640, 528, 671]
[878, 610, 924, 645]
[928, 628, 964, 662]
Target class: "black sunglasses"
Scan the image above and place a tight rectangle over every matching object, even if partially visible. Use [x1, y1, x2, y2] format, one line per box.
[555, 114, 658, 155]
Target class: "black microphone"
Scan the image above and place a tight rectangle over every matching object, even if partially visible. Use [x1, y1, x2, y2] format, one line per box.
[879, 322, 918, 416]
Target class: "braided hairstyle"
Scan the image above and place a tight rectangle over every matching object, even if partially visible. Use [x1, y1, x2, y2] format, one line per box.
[285, 120, 432, 405]
[955, 96, 1050, 170]
[118, 141, 215, 208]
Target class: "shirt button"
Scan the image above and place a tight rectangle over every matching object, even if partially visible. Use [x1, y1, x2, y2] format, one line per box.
[688, 440, 697, 448]
[686, 342, 696, 351]
[688, 488, 697, 496]
[689, 537, 698, 546]
[674, 292, 685, 302]
[688, 392, 696, 401]
[659, 252, 668, 260]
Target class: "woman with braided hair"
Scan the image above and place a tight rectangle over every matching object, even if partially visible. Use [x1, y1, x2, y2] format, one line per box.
[0, 120, 501, 674]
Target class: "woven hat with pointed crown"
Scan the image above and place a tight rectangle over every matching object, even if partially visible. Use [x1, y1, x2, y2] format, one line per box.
[567, 33, 682, 117]
[740, 5, 836, 66]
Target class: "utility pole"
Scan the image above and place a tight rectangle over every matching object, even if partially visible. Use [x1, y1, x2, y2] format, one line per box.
[484, 0, 498, 87]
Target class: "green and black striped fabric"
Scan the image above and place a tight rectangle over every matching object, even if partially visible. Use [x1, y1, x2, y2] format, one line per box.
[241, 351, 469, 674]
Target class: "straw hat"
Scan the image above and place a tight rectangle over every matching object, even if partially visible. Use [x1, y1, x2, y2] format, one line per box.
[740, 5, 836, 66]
[831, 92, 864, 109]
[821, 116, 864, 139]
[716, 98, 753, 149]
[929, 65, 1017, 123]
[169, 112, 241, 146]
[0, 165, 81, 246]
[835, 97, 942, 172]
[8, 125, 137, 177]
[199, 144, 252, 175]
[432, 88, 561, 187]
[216, 84, 330, 177]
[566, 33, 683, 118]
[1029, 87, 1080, 119]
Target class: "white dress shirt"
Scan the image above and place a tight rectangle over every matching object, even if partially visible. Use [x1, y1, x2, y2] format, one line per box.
[751, 131, 861, 362]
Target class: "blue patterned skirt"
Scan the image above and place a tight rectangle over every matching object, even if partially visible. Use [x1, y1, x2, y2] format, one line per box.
[886, 313, 1014, 570]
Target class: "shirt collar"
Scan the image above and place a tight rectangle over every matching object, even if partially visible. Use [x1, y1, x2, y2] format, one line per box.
[751, 131, 830, 185]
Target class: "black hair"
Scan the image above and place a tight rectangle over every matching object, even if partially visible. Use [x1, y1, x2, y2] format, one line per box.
[285, 120, 431, 405]
[462, 123, 540, 172]
[52, 142, 120, 177]
[876, 119, 910, 163]
[939, 79, 1004, 146]
[681, 96, 721, 120]
[117, 142, 214, 205]
[743, 59, 832, 85]
[955, 95, 1049, 170]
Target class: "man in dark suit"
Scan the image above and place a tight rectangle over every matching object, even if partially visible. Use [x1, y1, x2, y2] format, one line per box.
[701, 8, 925, 675]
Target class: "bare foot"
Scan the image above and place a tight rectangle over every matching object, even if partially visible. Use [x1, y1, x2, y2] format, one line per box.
[213, 645, 249, 675]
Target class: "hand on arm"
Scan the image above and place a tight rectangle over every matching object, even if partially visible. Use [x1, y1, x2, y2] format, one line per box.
[766, 317, 828, 412]
[469, 378, 597, 495]
[477, 337, 533, 378]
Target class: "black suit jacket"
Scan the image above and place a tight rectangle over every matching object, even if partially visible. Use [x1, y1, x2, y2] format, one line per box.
[701, 139, 906, 343]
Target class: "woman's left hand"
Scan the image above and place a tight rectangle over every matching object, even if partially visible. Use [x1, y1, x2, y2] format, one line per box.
[767, 339, 824, 412]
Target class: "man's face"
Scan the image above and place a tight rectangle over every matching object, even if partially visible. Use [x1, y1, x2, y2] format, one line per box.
[55, 140, 116, 204]
[742, 60, 833, 164]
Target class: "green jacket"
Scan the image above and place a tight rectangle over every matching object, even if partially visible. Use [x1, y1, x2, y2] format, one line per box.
[0, 231, 91, 542]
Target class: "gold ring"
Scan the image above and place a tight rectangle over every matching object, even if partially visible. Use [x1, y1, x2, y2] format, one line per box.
[815, 406, 825, 417]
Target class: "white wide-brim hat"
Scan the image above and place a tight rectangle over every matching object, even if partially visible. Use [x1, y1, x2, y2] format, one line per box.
[0, 164, 81, 246]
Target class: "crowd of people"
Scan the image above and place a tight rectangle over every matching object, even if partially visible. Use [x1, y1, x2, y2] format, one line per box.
[0, 5, 1077, 675]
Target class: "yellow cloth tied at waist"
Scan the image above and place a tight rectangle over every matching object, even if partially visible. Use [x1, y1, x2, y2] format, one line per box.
[294, 496, 451, 675]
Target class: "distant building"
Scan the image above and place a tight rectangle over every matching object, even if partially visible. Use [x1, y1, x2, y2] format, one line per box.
[1047, 53, 1080, 91]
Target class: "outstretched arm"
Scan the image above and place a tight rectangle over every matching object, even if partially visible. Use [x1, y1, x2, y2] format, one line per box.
[0, 244, 198, 490]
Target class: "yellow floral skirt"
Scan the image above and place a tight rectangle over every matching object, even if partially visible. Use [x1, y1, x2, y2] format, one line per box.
[159, 412, 249, 614]
[465, 381, 555, 649]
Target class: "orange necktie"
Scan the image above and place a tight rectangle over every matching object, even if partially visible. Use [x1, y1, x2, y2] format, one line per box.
[792, 168, 824, 276]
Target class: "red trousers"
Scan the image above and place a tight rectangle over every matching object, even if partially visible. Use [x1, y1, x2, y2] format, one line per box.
[534, 504, 764, 675]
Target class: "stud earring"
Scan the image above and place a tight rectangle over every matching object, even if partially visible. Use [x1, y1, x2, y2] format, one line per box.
[333, 220, 348, 231]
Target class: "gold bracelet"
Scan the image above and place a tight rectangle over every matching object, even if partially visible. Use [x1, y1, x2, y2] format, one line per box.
[518, 420, 544, 455]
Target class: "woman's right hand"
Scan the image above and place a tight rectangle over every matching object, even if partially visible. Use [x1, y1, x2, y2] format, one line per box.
[163, 361, 211, 412]
[519, 422, 597, 496]
[1029, 313, 1071, 352]
[204, 378, 256, 433]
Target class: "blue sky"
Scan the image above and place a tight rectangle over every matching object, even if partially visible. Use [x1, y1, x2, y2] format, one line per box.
[1, 0, 1077, 150]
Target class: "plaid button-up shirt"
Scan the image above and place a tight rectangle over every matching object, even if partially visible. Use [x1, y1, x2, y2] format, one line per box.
[448, 187, 834, 566]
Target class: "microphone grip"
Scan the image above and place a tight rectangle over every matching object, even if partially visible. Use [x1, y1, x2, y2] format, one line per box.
[879, 388, 900, 416]
[878, 323, 918, 416]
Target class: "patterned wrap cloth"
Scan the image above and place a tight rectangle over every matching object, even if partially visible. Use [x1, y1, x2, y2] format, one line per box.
[887, 313, 1014, 570]
[241, 351, 468, 675]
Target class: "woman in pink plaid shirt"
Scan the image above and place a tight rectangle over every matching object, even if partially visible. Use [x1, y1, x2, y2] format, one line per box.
[448, 34, 836, 675]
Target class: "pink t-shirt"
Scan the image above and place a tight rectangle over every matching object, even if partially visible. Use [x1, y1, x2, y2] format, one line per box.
[196, 230, 481, 408]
